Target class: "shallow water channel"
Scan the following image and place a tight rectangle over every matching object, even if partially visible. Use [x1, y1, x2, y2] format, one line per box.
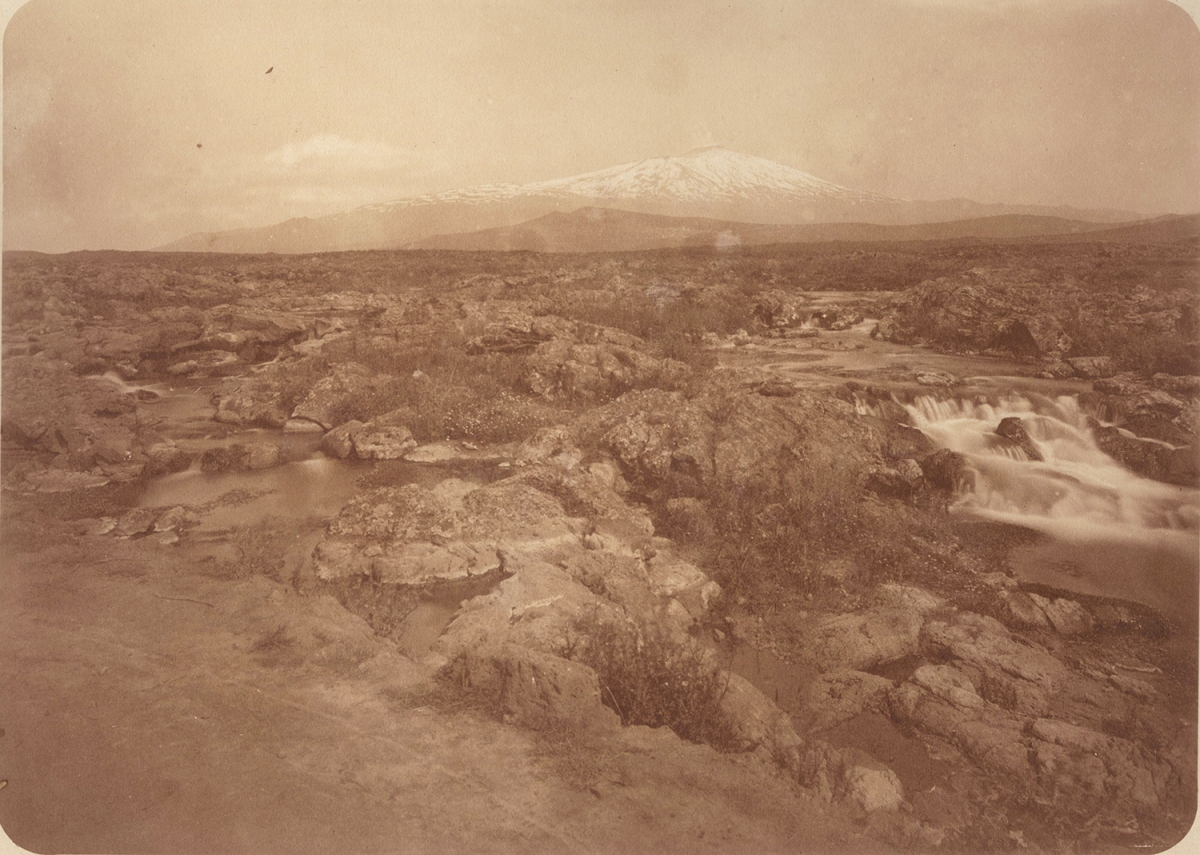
[117, 314, 1199, 682]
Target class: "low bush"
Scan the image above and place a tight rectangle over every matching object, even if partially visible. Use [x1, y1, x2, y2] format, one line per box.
[697, 451, 868, 600]
[569, 613, 738, 749]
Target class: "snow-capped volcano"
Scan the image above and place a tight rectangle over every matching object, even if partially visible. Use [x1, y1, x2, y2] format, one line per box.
[526, 146, 891, 205]
[354, 146, 891, 215]
[159, 147, 1132, 253]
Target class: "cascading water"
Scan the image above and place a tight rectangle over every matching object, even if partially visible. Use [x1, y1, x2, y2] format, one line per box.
[906, 392, 1198, 547]
[905, 391, 1199, 625]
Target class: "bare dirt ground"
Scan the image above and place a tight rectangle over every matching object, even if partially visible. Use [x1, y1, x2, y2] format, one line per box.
[0, 517, 884, 855]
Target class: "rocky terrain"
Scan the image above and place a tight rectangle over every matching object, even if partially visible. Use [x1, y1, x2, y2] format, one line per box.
[1, 239, 1197, 853]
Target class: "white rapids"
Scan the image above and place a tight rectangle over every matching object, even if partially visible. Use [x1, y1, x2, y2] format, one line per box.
[906, 393, 1199, 557]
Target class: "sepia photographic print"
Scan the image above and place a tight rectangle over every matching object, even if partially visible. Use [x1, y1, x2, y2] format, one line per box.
[1, 1, 1199, 853]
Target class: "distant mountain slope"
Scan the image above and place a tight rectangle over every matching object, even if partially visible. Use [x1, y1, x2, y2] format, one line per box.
[1030, 213, 1200, 244]
[409, 207, 1181, 253]
[158, 147, 1140, 253]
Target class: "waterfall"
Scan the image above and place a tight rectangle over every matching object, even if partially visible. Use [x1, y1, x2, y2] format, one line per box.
[905, 393, 1199, 557]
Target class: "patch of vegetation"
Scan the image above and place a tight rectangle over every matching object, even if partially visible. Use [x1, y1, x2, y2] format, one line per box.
[211, 519, 294, 581]
[250, 624, 294, 653]
[569, 613, 739, 750]
[660, 447, 963, 616]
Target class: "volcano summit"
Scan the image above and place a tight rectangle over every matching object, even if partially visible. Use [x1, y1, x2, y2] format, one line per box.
[160, 147, 1133, 254]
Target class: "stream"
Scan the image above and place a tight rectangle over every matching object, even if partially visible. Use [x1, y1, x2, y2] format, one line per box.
[111, 303, 1199, 658]
[907, 392, 1199, 629]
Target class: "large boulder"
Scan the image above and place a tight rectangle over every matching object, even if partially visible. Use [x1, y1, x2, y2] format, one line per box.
[919, 448, 975, 492]
[719, 672, 803, 756]
[887, 663, 1031, 776]
[198, 441, 281, 472]
[212, 368, 293, 427]
[290, 362, 376, 430]
[1, 354, 154, 484]
[526, 335, 690, 401]
[443, 644, 619, 730]
[920, 611, 1066, 714]
[1067, 356, 1116, 379]
[995, 417, 1043, 461]
[349, 413, 417, 460]
[1093, 424, 1198, 487]
[802, 585, 943, 673]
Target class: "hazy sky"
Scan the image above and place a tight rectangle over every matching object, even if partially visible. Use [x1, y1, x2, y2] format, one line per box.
[3, 0, 1199, 252]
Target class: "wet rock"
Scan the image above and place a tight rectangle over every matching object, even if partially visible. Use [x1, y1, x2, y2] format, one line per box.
[152, 506, 199, 533]
[995, 417, 1043, 461]
[212, 374, 291, 428]
[1039, 360, 1075, 379]
[915, 370, 958, 387]
[882, 425, 935, 460]
[403, 441, 497, 463]
[1166, 443, 1200, 486]
[198, 446, 241, 472]
[919, 448, 975, 492]
[1092, 424, 1196, 486]
[1151, 373, 1200, 397]
[165, 350, 241, 377]
[997, 590, 1051, 629]
[1093, 373, 1147, 397]
[198, 442, 281, 472]
[113, 507, 160, 538]
[19, 469, 111, 492]
[284, 418, 326, 433]
[321, 420, 365, 458]
[351, 415, 417, 460]
[245, 442, 282, 470]
[1030, 594, 1093, 636]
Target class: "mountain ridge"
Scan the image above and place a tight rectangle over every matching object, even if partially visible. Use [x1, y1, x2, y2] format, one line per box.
[407, 207, 1199, 253]
[158, 147, 1142, 253]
